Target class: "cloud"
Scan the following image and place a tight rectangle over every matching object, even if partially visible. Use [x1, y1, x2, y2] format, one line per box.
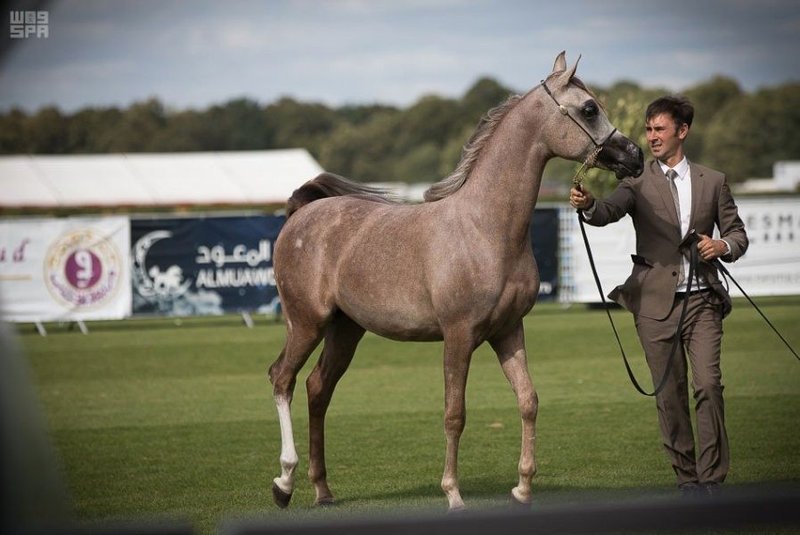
[1, 0, 798, 112]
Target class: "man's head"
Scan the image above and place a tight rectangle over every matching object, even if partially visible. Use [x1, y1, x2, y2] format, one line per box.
[645, 95, 693, 166]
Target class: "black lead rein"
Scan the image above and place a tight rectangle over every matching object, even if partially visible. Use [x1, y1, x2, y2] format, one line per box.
[547, 74, 797, 393]
[578, 216, 799, 397]
[545, 73, 676, 397]
[576, 211, 695, 397]
[712, 259, 799, 361]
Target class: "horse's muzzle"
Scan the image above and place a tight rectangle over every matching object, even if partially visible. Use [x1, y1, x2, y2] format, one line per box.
[598, 132, 644, 180]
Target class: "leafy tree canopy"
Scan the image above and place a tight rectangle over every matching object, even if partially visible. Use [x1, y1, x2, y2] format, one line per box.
[2, 76, 797, 191]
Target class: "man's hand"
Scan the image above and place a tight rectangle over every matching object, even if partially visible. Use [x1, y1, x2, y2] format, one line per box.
[569, 186, 595, 210]
[697, 234, 728, 262]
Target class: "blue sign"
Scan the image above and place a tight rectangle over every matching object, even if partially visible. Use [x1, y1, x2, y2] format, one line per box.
[130, 215, 284, 316]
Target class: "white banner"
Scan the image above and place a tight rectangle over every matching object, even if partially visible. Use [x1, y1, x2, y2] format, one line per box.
[562, 197, 800, 303]
[560, 210, 637, 304]
[0, 216, 131, 322]
[728, 198, 800, 296]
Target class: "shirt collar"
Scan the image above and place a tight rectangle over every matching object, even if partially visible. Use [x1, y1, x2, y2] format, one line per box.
[658, 157, 689, 179]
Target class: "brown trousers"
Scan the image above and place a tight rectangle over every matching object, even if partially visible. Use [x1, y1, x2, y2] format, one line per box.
[635, 291, 728, 486]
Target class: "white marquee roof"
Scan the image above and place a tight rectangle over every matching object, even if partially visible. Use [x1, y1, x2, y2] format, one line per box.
[0, 149, 323, 208]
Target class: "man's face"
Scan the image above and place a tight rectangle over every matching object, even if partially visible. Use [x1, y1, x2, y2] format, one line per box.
[645, 113, 688, 164]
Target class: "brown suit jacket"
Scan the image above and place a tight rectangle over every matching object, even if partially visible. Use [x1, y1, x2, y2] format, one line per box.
[585, 159, 748, 320]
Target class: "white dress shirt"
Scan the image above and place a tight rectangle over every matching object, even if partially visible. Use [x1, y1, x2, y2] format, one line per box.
[659, 158, 695, 292]
[580, 157, 732, 294]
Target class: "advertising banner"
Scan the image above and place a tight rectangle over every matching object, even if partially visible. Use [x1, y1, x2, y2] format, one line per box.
[563, 197, 800, 303]
[130, 215, 284, 316]
[0, 216, 131, 322]
[724, 198, 800, 297]
[561, 210, 637, 304]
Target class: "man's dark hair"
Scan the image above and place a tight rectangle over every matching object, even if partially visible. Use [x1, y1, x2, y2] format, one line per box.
[646, 95, 694, 130]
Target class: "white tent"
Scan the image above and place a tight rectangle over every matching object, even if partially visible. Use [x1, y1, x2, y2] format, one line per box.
[0, 149, 323, 208]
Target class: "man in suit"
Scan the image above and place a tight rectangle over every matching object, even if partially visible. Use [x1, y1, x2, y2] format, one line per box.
[569, 95, 748, 495]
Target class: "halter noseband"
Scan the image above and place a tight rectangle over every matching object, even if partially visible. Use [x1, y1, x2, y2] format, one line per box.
[540, 79, 617, 185]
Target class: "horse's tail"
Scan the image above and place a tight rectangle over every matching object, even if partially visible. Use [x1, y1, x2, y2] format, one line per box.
[286, 172, 396, 218]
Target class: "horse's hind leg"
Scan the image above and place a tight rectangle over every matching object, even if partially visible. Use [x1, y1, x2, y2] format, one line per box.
[306, 312, 365, 506]
[489, 322, 538, 506]
[268, 320, 324, 508]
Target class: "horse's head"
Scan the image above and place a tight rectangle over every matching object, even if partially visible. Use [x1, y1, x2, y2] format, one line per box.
[539, 51, 643, 179]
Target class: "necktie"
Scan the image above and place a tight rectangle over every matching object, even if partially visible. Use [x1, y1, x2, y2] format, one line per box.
[666, 169, 685, 286]
[666, 169, 681, 220]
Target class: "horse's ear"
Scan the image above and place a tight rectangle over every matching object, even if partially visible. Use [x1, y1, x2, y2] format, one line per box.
[551, 51, 567, 73]
[554, 54, 582, 87]
[566, 54, 581, 80]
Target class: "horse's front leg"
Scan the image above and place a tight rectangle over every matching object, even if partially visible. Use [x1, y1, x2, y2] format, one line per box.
[489, 321, 538, 506]
[440, 331, 476, 511]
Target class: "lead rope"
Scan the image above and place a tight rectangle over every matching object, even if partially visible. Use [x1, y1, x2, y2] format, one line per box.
[576, 208, 693, 396]
[573, 157, 689, 397]
[571, 146, 602, 189]
[712, 260, 799, 361]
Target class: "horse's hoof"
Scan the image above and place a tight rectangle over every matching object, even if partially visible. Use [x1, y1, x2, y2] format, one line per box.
[272, 483, 293, 509]
[509, 492, 532, 509]
[314, 496, 336, 507]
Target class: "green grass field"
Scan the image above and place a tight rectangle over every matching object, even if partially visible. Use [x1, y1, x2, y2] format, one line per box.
[16, 297, 800, 533]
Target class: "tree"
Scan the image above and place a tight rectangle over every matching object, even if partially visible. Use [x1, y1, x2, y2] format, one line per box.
[335, 104, 399, 126]
[210, 98, 272, 150]
[393, 95, 460, 155]
[0, 108, 29, 153]
[151, 98, 271, 152]
[26, 106, 69, 153]
[1, 75, 797, 190]
[703, 84, 800, 182]
[394, 142, 440, 183]
[684, 76, 742, 158]
[317, 110, 400, 181]
[66, 107, 124, 153]
[103, 98, 167, 152]
[148, 109, 206, 152]
[460, 77, 514, 125]
[441, 78, 516, 178]
[264, 97, 340, 157]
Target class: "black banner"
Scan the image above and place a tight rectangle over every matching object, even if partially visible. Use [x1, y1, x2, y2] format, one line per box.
[130, 215, 284, 316]
[530, 208, 559, 300]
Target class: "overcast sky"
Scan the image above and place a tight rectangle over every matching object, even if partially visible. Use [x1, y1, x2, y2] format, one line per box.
[1, 0, 799, 112]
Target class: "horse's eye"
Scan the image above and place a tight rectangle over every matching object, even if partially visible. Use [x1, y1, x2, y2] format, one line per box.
[582, 101, 598, 119]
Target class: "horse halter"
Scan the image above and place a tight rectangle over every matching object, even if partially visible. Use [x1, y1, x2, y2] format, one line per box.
[540, 79, 617, 186]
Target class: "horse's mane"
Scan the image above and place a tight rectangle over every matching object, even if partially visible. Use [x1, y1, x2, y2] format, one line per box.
[423, 93, 522, 202]
[423, 75, 602, 203]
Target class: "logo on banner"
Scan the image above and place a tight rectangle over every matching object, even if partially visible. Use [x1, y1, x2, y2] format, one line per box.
[132, 230, 192, 299]
[130, 217, 283, 316]
[44, 229, 122, 308]
[131, 229, 224, 316]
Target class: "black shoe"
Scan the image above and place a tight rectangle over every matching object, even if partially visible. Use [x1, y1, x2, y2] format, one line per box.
[701, 482, 721, 497]
[678, 482, 700, 497]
